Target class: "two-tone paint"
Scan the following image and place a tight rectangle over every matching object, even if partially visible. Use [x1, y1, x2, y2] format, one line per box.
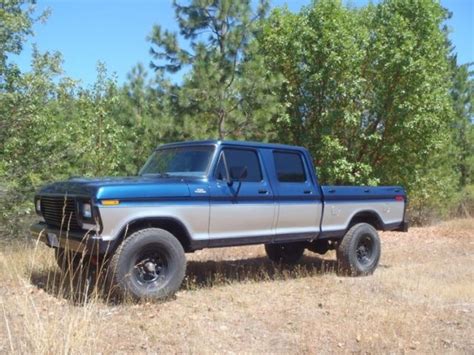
[31, 140, 408, 254]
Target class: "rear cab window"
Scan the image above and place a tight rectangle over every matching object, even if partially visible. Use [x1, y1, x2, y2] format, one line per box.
[273, 151, 307, 183]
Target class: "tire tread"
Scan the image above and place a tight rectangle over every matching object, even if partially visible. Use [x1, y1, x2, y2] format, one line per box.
[337, 223, 380, 276]
[107, 228, 186, 301]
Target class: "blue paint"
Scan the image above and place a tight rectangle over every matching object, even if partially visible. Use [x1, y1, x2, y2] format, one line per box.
[37, 140, 406, 206]
[35, 140, 407, 239]
[96, 182, 190, 200]
[321, 186, 406, 201]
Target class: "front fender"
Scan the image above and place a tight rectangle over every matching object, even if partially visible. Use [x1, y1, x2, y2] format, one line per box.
[97, 203, 209, 242]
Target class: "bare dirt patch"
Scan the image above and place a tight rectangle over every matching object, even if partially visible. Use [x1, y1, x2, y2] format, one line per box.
[1, 219, 473, 353]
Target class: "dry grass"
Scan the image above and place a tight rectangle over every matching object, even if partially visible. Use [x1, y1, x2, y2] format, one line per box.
[0, 219, 473, 354]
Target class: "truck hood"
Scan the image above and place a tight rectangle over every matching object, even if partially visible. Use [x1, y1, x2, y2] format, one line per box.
[37, 176, 194, 200]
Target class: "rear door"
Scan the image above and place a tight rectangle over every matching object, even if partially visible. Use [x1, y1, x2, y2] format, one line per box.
[271, 150, 322, 240]
[209, 147, 275, 242]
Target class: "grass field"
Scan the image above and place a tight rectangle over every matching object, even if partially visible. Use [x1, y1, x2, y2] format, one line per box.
[1, 219, 473, 353]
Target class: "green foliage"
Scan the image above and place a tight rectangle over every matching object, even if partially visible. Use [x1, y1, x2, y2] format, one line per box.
[0, 54, 130, 234]
[458, 184, 474, 217]
[105, 62, 190, 177]
[450, 61, 474, 186]
[70, 63, 128, 176]
[0, 0, 49, 88]
[261, 1, 376, 183]
[149, 0, 286, 140]
[261, 0, 465, 221]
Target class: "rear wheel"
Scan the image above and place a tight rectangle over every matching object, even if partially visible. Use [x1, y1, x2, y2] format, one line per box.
[265, 242, 305, 265]
[337, 223, 381, 276]
[107, 228, 186, 301]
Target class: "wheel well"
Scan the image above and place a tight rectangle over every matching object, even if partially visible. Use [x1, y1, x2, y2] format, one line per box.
[347, 211, 383, 231]
[118, 217, 192, 252]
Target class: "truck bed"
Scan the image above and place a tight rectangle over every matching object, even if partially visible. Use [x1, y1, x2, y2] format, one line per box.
[319, 185, 407, 238]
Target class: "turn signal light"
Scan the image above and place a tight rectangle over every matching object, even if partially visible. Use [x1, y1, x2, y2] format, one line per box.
[102, 200, 120, 206]
[395, 195, 404, 201]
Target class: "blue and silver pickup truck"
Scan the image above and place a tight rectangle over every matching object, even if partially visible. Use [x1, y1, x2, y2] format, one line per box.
[31, 140, 408, 300]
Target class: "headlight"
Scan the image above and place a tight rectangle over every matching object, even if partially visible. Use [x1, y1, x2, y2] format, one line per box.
[35, 199, 41, 213]
[82, 203, 92, 219]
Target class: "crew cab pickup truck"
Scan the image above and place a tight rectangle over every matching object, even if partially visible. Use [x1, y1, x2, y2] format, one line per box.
[31, 140, 408, 300]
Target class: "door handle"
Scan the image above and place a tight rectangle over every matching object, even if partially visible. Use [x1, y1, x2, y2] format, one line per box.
[328, 189, 336, 193]
[304, 190, 311, 194]
[258, 189, 268, 194]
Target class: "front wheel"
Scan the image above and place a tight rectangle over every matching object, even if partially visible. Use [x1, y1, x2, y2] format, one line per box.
[337, 223, 381, 276]
[265, 242, 305, 265]
[107, 228, 186, 301]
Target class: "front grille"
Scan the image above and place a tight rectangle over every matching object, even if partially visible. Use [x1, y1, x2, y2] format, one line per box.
[40, 196, 82, 231]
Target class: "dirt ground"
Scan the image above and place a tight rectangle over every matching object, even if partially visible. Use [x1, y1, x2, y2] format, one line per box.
[0, 219, 473, 354]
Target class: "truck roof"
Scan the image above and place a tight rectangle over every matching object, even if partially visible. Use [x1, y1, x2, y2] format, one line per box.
[158, 140, 307, 152]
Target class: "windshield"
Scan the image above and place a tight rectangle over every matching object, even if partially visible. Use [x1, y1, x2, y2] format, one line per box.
[139, 145, 215, 178]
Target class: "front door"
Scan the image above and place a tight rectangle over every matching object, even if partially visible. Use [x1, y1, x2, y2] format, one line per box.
[209, 147, 276, 243]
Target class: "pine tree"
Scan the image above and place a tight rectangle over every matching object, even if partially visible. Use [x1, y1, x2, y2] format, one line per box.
[149, 0, 285, 140]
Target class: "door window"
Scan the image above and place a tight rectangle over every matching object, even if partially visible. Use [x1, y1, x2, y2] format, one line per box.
[215, 149, 262, 182]
[273, 151, 307, 182]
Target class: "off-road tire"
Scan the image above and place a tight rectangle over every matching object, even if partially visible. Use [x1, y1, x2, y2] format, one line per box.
[107, 228, 186, 301]
[337, 223, 381, 276]
[265, 242, 305, 265]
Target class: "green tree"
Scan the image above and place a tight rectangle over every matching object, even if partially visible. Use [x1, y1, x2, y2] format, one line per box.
[261, 0, 458, 221]
[149, 0, 285, 140]
[261, 1, 374, 184]
[0, 0, 48, 89]
[112, 63, 180, 173]
[0, 1, 51, 234]
[65, 63, 128, 177]
[0, 53, 129, 235]
[0, 48, 73, 232]
[450, 60, 473, 187]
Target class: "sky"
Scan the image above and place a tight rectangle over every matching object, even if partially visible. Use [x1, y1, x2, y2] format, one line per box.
[12, 0, 474, 87]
